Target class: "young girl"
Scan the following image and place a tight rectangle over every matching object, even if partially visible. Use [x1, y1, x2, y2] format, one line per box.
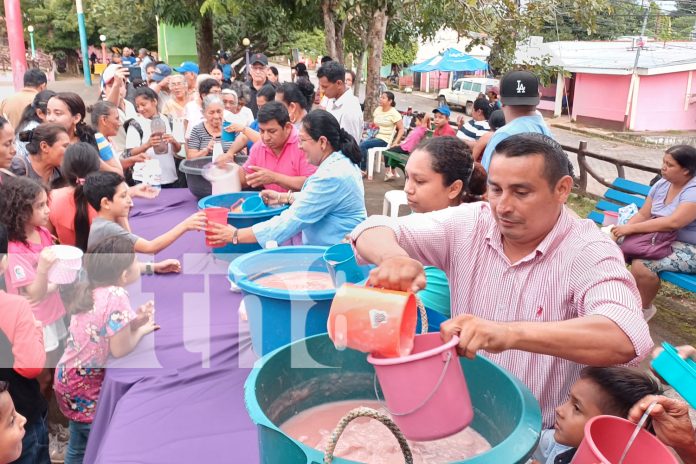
[54, 236, 158, 463]
[533, 366, 662, 464]
[49, 142, 102, 250]
[14, 89, 56, 159]
[0, 176, 65, 398]
[384, 111, 431, 180]
[126, 87, 181, 187]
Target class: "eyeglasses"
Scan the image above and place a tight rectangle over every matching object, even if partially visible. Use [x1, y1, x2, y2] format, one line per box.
[169, 81, 185, 87]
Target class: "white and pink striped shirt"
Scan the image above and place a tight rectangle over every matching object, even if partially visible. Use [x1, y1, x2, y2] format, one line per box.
[351, 202, 654, 427]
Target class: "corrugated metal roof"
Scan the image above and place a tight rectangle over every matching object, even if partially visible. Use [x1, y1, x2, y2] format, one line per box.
[516, 39, 696, 75]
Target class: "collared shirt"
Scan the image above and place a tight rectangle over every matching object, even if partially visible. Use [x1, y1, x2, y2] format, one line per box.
[350, 203, 653, 428]
[253, 151, 366, 246]
[243, 128, 317, 193]
[481, 114, 551, 171]
[326, 89, 364, 144]
[0, 88, 38, 128]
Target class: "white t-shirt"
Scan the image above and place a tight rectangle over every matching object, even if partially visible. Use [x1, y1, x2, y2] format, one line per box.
[112, 99, 137, 158]
[184, 101, 203, 139]
[326, 89, 363, 144]
[224, 106, 254, 127]
[125, 115, 178, 185]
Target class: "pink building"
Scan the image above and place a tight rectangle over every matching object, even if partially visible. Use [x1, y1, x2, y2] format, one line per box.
[518, 38, 696, 131]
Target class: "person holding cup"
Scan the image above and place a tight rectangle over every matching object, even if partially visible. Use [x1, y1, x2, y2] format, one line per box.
[207, 110, 366, 247]
[186, 95, 232, 160]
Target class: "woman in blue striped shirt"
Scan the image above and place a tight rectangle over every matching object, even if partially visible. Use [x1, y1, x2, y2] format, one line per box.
[208, 110, 366, 247]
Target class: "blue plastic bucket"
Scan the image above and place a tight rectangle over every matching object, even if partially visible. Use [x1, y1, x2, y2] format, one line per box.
[244, 333, 542, 464]
[198, 192, 288, 260]
[229, 246, 369, 356]
[323, 243, 370, 287]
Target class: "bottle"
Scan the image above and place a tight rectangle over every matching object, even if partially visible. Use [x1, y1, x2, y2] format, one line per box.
[150, 116, 168, 154]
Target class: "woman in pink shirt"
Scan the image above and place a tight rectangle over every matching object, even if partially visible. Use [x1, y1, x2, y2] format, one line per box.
[384, 112, 431, 181]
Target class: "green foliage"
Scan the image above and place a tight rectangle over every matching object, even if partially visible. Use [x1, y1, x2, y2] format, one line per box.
[278, 29, 327, 59]
[382, 41, 418, 66]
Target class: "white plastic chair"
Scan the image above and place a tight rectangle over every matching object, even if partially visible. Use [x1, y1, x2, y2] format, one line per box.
[382, 190, 409, 218]
[367, 146, 389, 180]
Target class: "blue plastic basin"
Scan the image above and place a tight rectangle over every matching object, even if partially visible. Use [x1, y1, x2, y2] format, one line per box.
[229, 246, 369, 356]
[244, 334, 542, 463]
[651, 341, 696, 408]
[198, 192, 288, 260]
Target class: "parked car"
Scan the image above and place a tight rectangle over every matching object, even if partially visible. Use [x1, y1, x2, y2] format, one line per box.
[438, 77, 499, 115]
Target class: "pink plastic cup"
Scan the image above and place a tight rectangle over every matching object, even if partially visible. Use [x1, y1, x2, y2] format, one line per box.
[204, 207, 229, 248]
[573, 415, 678, 464]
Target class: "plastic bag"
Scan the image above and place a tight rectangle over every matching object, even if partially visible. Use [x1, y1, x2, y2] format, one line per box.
[618, 203, 639, 225]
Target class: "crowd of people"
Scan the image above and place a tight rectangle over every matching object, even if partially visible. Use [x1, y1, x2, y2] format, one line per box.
[0, 50, 694, 464]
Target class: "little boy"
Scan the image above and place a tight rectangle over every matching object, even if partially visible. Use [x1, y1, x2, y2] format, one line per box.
[533, 366, 662, 464]
[83, 171, 205, 273]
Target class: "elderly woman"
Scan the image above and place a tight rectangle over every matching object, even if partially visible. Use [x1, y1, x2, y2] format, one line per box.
[183, 77, 221, 141]
[221, 89, 254, 128]
[186, 95, 232, 160]
[208, 110, 366, 247]
[612, 145, 696, 321]
[89, 100, 125, 175]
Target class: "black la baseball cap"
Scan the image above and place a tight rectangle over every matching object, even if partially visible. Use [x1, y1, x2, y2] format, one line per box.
[500, 70, 540, 106]
[250, 53, 268, 66]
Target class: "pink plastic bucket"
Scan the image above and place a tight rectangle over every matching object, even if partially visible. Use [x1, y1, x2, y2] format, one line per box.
[47, 245, 83, 284]
[367, 332, 473, 441]
[602, 211, 619, 226]
[573, 415, 678, 464]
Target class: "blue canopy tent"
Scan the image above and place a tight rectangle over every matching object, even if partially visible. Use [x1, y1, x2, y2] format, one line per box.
[411, 48, 489, 91]
[410, 48, 489, 72]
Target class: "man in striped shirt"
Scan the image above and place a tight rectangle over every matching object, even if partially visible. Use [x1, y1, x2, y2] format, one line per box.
[351, 133, 653, 428]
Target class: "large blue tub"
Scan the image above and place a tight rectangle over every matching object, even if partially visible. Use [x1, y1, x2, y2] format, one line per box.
[229, 246, 370, 356]
[245, 334, 542, 463]
[198, 192, 288, 260]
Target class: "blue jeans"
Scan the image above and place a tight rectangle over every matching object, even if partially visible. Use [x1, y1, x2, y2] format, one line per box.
[11, 413, 50, 464]
[64, 421, 91, 464]
[359, 138, 388, 170]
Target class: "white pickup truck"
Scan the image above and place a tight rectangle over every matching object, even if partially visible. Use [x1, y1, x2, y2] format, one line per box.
[438, 77, 499, 115]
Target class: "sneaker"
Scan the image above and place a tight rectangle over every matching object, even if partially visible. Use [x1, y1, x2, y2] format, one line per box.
[642, 305, 657, 322]
[384, 171, 395, 181]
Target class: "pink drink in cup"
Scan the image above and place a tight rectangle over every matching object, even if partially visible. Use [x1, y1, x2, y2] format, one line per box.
[204, 207, 229, 248]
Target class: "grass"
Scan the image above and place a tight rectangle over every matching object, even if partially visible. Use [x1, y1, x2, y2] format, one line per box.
[567, 193, 597, 218]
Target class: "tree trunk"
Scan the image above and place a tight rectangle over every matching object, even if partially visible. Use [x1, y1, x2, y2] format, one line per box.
[363, 6, 389, 120]
[322, 0, 339, 61]
[196, 12, 215, 73]
[335, 19, 346, 64]
[354, 48, 366, 97]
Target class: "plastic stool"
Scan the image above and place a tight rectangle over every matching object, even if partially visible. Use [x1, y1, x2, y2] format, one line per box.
[382, 190, 409, 218]
[367, 147, 389, 180]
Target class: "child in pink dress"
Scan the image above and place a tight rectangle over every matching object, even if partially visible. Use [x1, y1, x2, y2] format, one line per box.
[54, 236, 158, 463]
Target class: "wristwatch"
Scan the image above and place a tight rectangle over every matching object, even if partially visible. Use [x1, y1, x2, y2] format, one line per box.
[232, 229, 239, 245]
[145, 262, 154, 275]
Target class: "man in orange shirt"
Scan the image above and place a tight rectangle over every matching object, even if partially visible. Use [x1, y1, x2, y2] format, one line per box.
[0, 69, 47, 128]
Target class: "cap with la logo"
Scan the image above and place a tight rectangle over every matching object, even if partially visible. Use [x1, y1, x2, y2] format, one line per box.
[499, 70, 540, 106]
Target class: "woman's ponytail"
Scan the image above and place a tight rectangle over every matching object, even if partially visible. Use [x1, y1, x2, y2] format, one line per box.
[339, 128, 361, 165]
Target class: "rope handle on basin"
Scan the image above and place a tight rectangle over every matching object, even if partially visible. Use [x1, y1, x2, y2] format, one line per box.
[416, 296, 428, 334]
[373, 351, 452, 417]
[323, 407, 413, 464]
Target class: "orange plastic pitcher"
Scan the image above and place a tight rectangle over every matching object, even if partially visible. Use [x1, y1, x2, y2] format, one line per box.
[327, 284, 418, 357]
[204, 207, 229, 248]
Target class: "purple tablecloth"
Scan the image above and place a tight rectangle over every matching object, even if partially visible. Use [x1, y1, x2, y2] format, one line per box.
[84, 189, 259, 463]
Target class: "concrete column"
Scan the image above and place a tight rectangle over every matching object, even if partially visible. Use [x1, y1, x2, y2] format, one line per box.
[4, 0, 27, 91]
[554, 71, 565, 117]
